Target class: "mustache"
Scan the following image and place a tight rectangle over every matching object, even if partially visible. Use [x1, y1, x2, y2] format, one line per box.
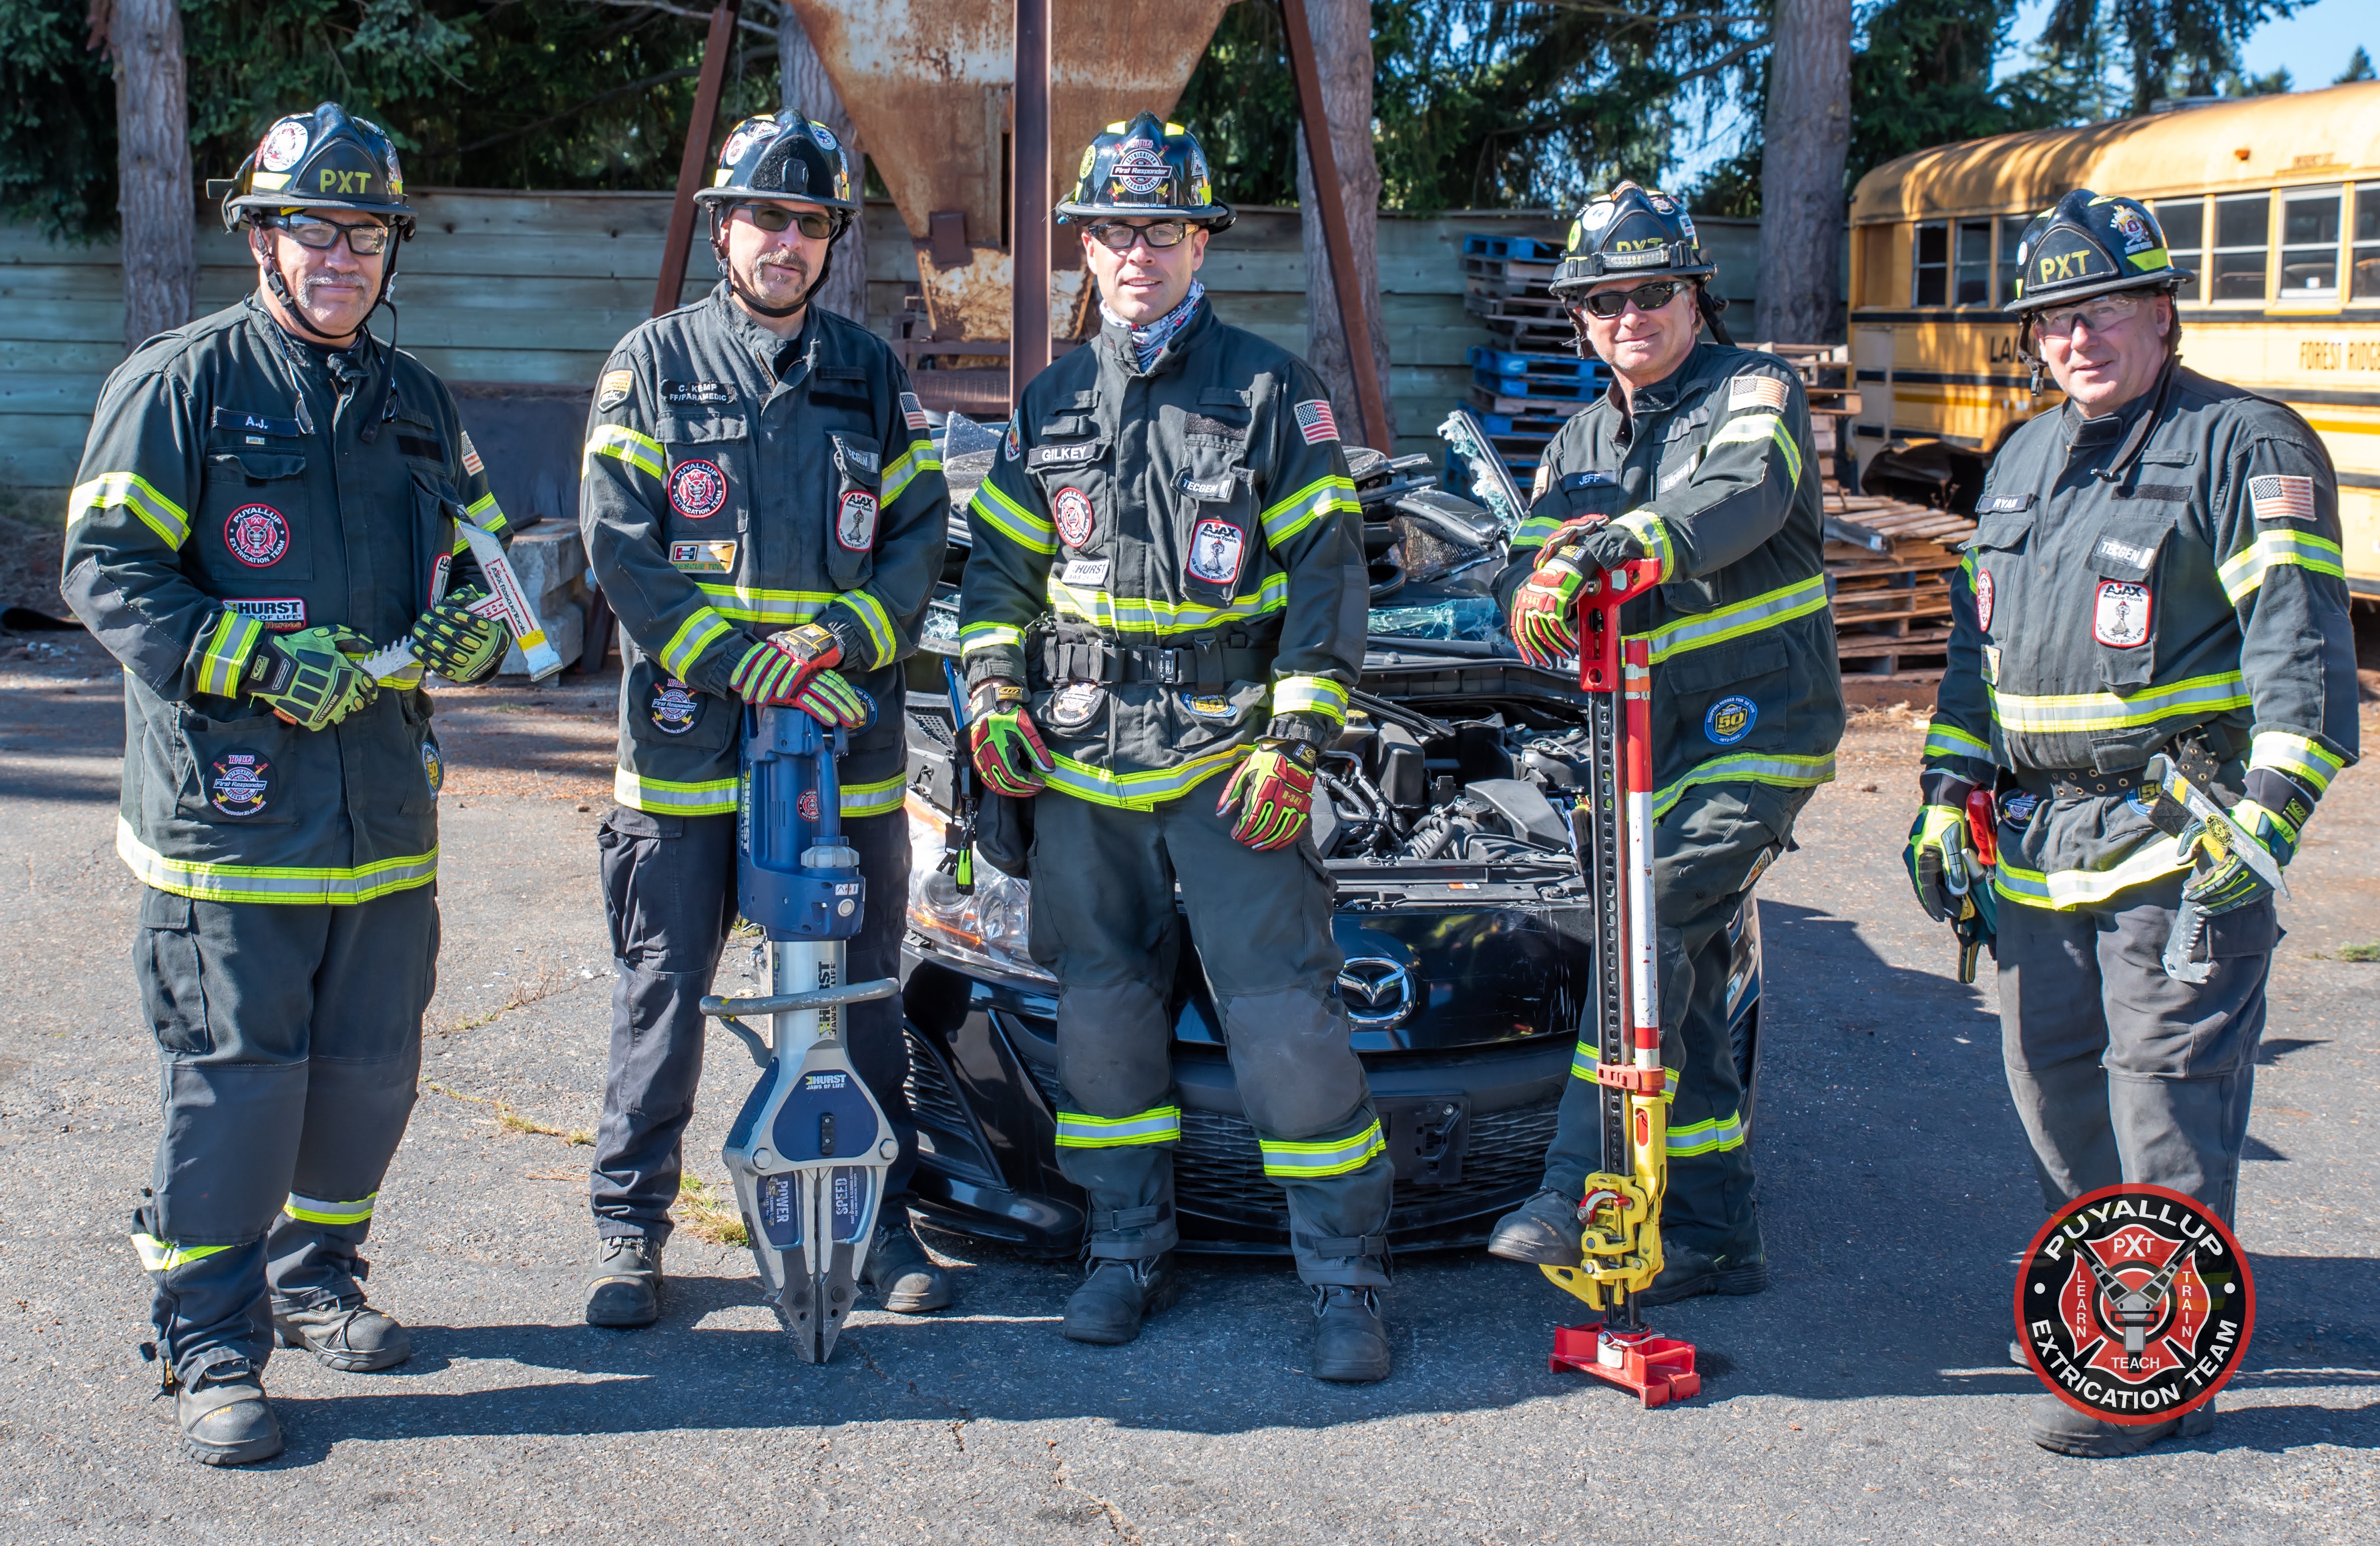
[752, 254, 810, 283]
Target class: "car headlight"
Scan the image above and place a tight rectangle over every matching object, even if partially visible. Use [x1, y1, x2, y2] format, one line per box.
[905, 795, 1055, 984]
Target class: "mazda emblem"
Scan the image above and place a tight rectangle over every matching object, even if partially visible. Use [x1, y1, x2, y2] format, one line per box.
[1336, 956, 1415, 1026]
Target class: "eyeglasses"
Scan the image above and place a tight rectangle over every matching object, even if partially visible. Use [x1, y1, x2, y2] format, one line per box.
[1086, 220, 1193, 251]
[1574, 280, 1687, 319]
[733, 204, 838, 239]
[265, 214, 391, 254]
[2034, 292, 2144, 341]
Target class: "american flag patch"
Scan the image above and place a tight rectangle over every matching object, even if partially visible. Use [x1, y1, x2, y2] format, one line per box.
[2249, 474, 2315, 523]
[900, 391, 928, 433]
[1294, 399, 1339, 445]
[1729, 374, 1789, 411]
[459, 432, 483, 477]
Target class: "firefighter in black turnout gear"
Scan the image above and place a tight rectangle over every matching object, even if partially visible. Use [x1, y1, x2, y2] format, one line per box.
[577, 114, 952, 1326]
[1909, 191, 2356, 1458]
[63, 103, 515, 1466]
[1484, 184, 1844, 1303]
[958, 115, 1396, 1381]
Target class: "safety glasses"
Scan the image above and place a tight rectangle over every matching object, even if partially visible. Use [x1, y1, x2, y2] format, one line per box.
[1574, 280, 1687, 319]
[2034, 292, 2144, 341]
[733, 204, 838, 239]
[266, 214, 391, 255]
[1086, 219, 1193, 251]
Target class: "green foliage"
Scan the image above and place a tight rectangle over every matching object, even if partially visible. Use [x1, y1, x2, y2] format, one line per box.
[2341, 45, 2375, 83]
[2040, 0, 2305, 117]
[0, 0, 118, 239]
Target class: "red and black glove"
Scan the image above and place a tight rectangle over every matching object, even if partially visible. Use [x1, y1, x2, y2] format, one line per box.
[1506, 517, 1604, 667]
[968, 678, 1053, 796]
[729, 623, 869, 727]
[1216, 737, 1320, 850]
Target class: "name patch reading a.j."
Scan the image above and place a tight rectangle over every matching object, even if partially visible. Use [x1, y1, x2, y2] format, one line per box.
[1293, 399, 1339, 446]
[210, 407, 302, 439]
[1177, 471, 1235, 502]
[224, 504, 291, 567]
[1186, 518, 1246, 585]
[223, 597, 307, 631]
[662, 379, 736, 405]
[2094, 581, 2153, 647]
[2249, 474, 2316, 523]
[668, 459, 728, 519]
[1727, 374, 1789, 412]
[1053, 487, 1096, 549]
[669, 540, 737, 573]
[597, 369, 633, 411]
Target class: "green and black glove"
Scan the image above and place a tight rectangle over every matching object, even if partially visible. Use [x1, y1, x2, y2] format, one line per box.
[408, 586, 508, 684]
[246, 624, 378, 731]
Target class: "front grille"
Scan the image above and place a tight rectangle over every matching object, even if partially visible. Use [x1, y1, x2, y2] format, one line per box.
[903, 1026, 974, 1137]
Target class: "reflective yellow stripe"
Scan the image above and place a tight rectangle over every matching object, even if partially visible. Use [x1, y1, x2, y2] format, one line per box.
[1616, 509, 1674, 581]
[1054, 1106, 1182, 1147]
[70, 471, 190, 548]
[1987, 672, 2250, 734]
[1271, 674, 1348, 723]
[284, 1191, 375, 1226]
[880, 443, 941, 505]
[961, 622, 1026, 656]
[1045, 747, 1244, 810]
[1640, 575, 1829, 663]
[692, 583, 835, 626]
[1704, 411, 1803, 489]
[1923, 722, 1993, 764]
[130, 1233, 235, 1273]
[193, 611, 262, 699]
[2250, 730, 2346, 794]
[1258, 475, 1357, 547]
[613, 767, 738, 815]
[464, 492, 508, 533]
[1512, 515, 1567, 549]
[1260, 1120, 1387, 1178]
[1667, 1110, 1746, 1156]
[840, 773, 906, 818]
[584, 424, 666, 481]
[969, 481, 1058, 554]
[659, 606, 734, 680]
[2218, 528, 2344, 602]
[1995, 834, 2193, 910]
[117, 819, 437, 905]
[1048, 569, 1290, 635]
[830, 590, 898, 669]
[1651, 753, 1836, 821]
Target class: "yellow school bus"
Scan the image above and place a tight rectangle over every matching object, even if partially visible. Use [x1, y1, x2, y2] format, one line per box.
[1845, 81, 2380, 595]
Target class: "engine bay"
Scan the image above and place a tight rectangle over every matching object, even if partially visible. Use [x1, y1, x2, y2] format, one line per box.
[1315, 692, 1593, 866]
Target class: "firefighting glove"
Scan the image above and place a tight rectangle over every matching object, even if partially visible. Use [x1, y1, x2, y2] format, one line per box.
[407, 586, 507, 684]
[1217, 738, 1320, 851]
[246, 624, 379, 731]
[730, 624, 868, 727]
[2180, 799, 2297, 916]
[1905, 802, 1977, 924]
[1506, 518, 1603, 667]
[968, 678, 1052, 797]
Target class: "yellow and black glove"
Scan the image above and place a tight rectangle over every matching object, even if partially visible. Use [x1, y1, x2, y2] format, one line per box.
[408, 586, 508, 684]
[246, 624, 378, 731]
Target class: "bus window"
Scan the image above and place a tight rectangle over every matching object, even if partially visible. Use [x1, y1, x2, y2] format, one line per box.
[2280, 185, 2342, 299]
[2352, 182, 2380, 299]
[1997, 214, 2029, 304]
[2153, 196, 2206, 302]
[1914, 222, 1949, 306]
[1954, 219, 1993, 306]
[2212, 192, 2269, 302]
[1859, 225, 1898, 307]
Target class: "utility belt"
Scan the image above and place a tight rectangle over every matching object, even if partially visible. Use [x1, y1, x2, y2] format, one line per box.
[2015, 732, 2229, 802]
[1036, 627, 1275, 691]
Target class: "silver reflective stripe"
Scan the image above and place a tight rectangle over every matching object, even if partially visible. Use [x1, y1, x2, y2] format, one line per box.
[1994, 834, 2193, 910]
[116, 819, 438, 906]
[1666, 1110, 1745, 1156]
[1054, 1106, 1182, 1147]
[1639, 575, 1829, 663]
[284, 1191, 376, 1225]
[1259, 1120, 1387, 1178]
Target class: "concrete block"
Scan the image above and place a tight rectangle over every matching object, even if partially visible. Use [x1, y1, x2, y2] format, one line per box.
[500, 595, 587, 678]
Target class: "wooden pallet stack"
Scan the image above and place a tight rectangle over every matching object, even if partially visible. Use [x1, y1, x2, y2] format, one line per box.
[1822, 489, 1977, 680]
[1460, 233, 1608, 479]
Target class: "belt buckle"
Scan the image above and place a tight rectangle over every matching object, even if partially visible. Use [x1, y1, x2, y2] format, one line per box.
[1151, 649, 1185, 686]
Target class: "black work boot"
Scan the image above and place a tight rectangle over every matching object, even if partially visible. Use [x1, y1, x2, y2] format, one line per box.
[176, 1359, 283, 1467]
[274, 1296, 413, 1372]
[585, 1236, 664, 1328]
[1308, 1286, 1392, 1382]
[866, 1218, 954, 1314]
[2029, 1394, 2215, 1457]
[1486, 1188, 1583, 1267]
[1633, 1237, 1769, 1306]
[1061, 1255, 1179, 1345]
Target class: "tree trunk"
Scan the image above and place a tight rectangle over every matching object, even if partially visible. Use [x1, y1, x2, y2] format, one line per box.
[779, 2, 869, 326]
[1752, 0, 1850, 345]
[1293, 0, 1394, 448]
[111, 0, 195, 353]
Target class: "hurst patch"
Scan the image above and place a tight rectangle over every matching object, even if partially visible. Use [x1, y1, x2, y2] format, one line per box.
[1728, 374, 1789, 412]
[1060, 556, 1111, 588]
[669, 539, 737, 573]
[836, 489, 878, 552]
[668, 459, 728, 519]
[2093, 581, 2152, 647]
[224, 504, 291, 567]
[1186, 518, 1245, 586]
[1293, 399, 1339, 446]
[1053, 487, 1095, 549]
[223, 597, 306, 631]
[207, 749, 273, 818]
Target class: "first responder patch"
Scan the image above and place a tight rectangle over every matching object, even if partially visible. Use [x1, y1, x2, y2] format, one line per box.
[1728, 375, 1789, 412]
[650, 678, 704, 736]
[224, 597, 306, 631]
[1183, 693, 1236, 721]
[1975, 569, 1995, 631]
[224, 504, 291, 567]
[421, 739, 444, 797]
[598, 369, 633, 411]
[1046, 679, 1106, 731]
[669, 539, 737, 573]
[1703, 694, 1757, 745]
[2248, 474, 2315, 524]
[900, 391, 928, 433]
[836, 489, 878, 551]
[669, 459, 728, 519]
[1186, 518, 1246, 585]
[1003, 420, 1021, 461]
[1293, 399, 1339, 446]
[2016, 1183, 2254, 1428]
[207, 750, 273, 817]
[2093, 581, 2152, 647]
[1053, 487, 1095, 549]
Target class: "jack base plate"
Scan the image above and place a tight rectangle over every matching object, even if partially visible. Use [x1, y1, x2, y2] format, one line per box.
[1550, 1321, 1701, 1409]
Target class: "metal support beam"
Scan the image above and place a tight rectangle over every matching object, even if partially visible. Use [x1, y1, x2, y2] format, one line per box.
[1278, 0, 1391, 452]
[654, 0, 746, 318]
[1010, 0, 1053, 392]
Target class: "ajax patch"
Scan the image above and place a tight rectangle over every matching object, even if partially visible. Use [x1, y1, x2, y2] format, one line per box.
[1974, 569, 1995, 632]
[1053, 487, 1095, 549]
[836, 489, 878, 552]
[2093, 581, 2152, 647]
[224, 504, 291, 567]
[1703, 694, 1757, 746]
[421, 738, 445, 797]
[207, 749, 273, 817]
[1185, 518, 1246, 586]
[669, 539, 737, 573]
[668, 459, 728, 519]
[2017, 1183, 2253, 1428]
[650, 677, 704, 736]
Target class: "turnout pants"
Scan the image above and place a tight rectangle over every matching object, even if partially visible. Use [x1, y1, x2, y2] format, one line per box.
[1999, 873, 2276, 1225]
[131, 884, 437, 1386]
[1026, 784, 1393, 1288]
[590, 806, 913, 1241]
[1539, 783, 1807, 1257]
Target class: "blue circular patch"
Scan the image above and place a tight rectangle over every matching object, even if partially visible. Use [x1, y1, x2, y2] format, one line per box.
[1703, 694, 1757, 746]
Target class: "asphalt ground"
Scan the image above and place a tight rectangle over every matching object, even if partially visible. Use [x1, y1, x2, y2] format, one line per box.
[3, 629, 2377, 1544]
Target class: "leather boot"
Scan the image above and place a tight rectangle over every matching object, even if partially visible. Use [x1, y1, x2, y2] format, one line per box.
[585, 1236, 664, 1328]
[177, 1359, 283, 1467]
[2029, 1394, 2215, 1457]
[1633, 1237, 1768, 1306]
[866, 1218, 955, 1313]
[273, 1296, 413, 1372]
[1061, 1255, 1179, 1345]
[1308, 1286, 1392, 1383]
[1485, 1189, 1583, 1267]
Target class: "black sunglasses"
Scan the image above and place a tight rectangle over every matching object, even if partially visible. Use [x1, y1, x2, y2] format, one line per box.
[265, 213, 391, 254]
[1575, 279, 1688, 319]
[733, 204, 838, 239]
[1086, 219, 1193, 251]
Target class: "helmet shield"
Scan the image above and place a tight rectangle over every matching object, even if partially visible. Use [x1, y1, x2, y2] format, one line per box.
[1056, 112, 1234, 230]
[1549, 183, 1714, 296]
[695, 113, 860, 217]
[216, 103, 414, 231]
[2007, 190, 2192, 313]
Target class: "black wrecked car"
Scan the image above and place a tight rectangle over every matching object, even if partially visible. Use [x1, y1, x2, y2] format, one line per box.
[890, 416, 1761, 1256]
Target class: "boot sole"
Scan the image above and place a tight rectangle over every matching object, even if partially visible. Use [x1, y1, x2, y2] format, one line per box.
[878, 1282, 955, 1315]
[585, 1281, 662, 1328]
[2032, 1402, 2215, 1458]
[1632, 1260, 1769, 1307]
[1062, 1273, 1181, 1345]
[1312, 1349, 1392, 1383]
[274, 1323, 412, 1372]
[1486, 1233, 1583, 1269]
[184, 1416, 284, 1467]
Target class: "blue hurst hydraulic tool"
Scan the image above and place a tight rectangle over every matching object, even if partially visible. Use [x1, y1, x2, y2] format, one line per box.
[699, 705, 902, 1363]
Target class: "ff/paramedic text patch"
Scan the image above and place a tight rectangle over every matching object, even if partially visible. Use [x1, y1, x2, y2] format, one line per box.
[223, 597, 306, 631]
[1728, 375, 1789, 412]
[1294, 400, 1339, 445]
[2249, 475, 2315, 523]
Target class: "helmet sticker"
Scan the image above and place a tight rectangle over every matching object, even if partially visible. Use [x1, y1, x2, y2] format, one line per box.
[257, 120, 310, 174]
[2109, 202, 2154, 253]
[809, 120, 838, 151]
[224, 504, 291, 567]
[382, 145, 403, 194]
[1111, 144, 1173, 199]
[1582, 202, 1615, 232]
[1079, 144, 1098, 181]
[668, 459, 729, 520]
[718, 117, 776, 174]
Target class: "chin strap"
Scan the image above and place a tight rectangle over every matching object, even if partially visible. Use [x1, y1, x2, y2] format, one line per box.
[256, 222, 406, 442]
[1695, 285, 1734, 347]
